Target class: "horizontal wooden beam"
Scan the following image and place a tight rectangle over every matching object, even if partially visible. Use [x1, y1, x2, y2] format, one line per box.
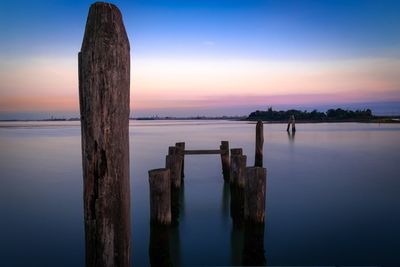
[184, 149, 223, 155]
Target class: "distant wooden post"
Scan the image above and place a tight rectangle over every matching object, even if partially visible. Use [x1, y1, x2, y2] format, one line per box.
[244, 167, 266, 224]
[287, 115, 296, 132]
[149, 168, 171, 225]
[291, 115, 296, 132]
[175, 142, 185, 178]
[220, 141, 230, 182]
[79, 2, 131, 266]
[255, 120, 264, 167]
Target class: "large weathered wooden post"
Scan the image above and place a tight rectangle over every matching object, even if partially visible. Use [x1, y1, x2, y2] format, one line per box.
[78, 3, 131, 266]
[255, 120, 264, 167]
[220, 141, 230, 181]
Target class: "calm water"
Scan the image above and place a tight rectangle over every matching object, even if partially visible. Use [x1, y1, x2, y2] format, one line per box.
[0, 120, 400, 266]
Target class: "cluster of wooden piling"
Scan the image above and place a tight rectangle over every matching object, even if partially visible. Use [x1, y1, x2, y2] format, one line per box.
[149, 142, 185, 226]
[148, 120, 267, 229]
[147, 121, 267, 265]
[287, 115, 296, 132]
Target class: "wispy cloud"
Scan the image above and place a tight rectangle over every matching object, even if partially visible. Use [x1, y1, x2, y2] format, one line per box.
[202, 41, 215, 46]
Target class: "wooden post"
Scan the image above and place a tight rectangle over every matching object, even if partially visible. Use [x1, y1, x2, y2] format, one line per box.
[149, 168, 171, 225]
[230, 149, 246, 226]
[79, 3, 131, 266]
[286, 117, 291, 131]
[291, 115, 296, 132]
[175, 142, 185, 178]
[230, 150, 247, 188]
[231, 148, 243, 156]
[244, 167, 266, 224]
[255, 120, 264, 167]
[166, 146, 182, 188]
[166, 147, 182, 226]
[220, 141, 230, 182]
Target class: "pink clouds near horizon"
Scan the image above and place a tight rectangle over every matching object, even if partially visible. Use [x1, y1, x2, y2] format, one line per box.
[1, 56, 400, 115]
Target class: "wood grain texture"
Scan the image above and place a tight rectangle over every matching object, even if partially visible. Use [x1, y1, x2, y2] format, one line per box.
[78, 2, 131, 267]
[244, 167, 266, 223]
[255, 120, 264, 167]
[166, 154, 182, 189]
[230, 154, 247, 188]
[220, 141, 230, 181]
[175, 142, 185, 178]
[149, 168, 172, 225]
[184, 149, 222, 155]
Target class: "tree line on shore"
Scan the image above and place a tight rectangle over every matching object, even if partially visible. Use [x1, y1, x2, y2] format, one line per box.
[248, 107, 374, 121]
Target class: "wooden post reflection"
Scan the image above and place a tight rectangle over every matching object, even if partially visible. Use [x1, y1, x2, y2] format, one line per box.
[149, 223, 172, 267]
[242, 222, 266, 266]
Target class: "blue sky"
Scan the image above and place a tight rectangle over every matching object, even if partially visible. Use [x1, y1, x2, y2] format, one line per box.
[1, 0, 400, 118]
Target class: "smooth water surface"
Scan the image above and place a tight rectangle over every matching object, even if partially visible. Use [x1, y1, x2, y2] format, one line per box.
[0, 121, 399, 266]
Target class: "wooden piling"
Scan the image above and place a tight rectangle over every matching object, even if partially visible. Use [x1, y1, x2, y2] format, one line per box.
[166, 147, 182, 226]
[79, 2, 131, 266]
[255, 120, 264, 167]
[286, 118, 291, 132]
[230, 151, 247, 188]
[231, 148, 243, 156]
[230, 149, 246, 225]
[149, 168, 171, 225]
[220, 141, 230, 181]
[244, 167, 266, 224]
[175, 142, 185, 178]
[166, 146, 182, 188]
[291, 115, 296, 132]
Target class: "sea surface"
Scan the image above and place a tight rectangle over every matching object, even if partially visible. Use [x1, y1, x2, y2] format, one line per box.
[0, 120, 399, 266]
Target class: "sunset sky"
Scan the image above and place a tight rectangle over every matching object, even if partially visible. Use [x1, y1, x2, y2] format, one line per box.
[1, 0, 400, 119]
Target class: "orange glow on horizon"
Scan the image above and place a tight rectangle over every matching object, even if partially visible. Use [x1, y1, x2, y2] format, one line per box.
[1, 56, 400, 113]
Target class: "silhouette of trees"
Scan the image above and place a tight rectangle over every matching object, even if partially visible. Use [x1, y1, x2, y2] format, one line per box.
[248, 107, 373, 121]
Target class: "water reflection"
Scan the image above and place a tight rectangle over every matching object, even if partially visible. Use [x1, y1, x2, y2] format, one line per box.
[222, 181, 230, 219]
[170, 226, 182, 267]
[230, 223, 244, 265]
[149, 223, 172, 267]
[149, 186, 184, 267]
[230, 185, 245, 227]
[242, 222, 266, 266]
[287, 130, 295, 143]
[228, 181, 267, 266]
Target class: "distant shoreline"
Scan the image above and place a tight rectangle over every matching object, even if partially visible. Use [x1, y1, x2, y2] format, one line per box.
[0, 116, 399, 123]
